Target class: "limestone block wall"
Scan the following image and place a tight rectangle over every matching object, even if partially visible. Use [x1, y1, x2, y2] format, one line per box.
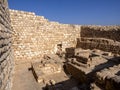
[0, 0, 14, 90]
[76, 26, 120, 54]
[9, 9, 81, 64]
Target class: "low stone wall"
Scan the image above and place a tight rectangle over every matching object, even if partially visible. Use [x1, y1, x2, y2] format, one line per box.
[9, 9, 81, 64]
[0, 0, 14, 90]
[76, 26, 120, 54]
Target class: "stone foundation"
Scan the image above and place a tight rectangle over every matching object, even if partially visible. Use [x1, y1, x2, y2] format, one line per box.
[32, 55, 63, 83]
[66, 48, 120, 90]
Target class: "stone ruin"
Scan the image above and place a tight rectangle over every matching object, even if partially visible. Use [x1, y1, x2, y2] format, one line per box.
[65, 48, 120, 90]
[0, 0, 120, 90]
[32, 55, 63, 83]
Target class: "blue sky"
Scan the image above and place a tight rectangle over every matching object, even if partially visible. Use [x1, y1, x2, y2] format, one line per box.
[8, 0, 120, 25]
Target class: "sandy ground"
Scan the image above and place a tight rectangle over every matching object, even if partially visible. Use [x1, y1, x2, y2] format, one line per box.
[11, 62, 79, 90]
[12, 63, 44, 90]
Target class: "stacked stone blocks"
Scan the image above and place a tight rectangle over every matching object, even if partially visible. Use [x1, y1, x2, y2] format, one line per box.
[0, 0, 14, 90]
[77, 26, 120, 54]
[9, 9, 81, 64]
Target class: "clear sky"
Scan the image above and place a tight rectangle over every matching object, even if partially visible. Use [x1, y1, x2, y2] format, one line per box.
[8, 0, 120, 25]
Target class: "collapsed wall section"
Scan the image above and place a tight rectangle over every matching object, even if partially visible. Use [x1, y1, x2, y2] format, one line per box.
[76, 26, 120, 54]
[0, 0, 14, 90]
[9, 9, 81, 64]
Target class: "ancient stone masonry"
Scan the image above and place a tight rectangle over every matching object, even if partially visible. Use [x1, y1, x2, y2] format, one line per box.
[32, 55, 64, 83]
[77, 25, 120, 54]
[9, 9, 81, 64]
[0, 0, 14, 90]
[66, 48, 120, 90]
[6, 5, 120, 90]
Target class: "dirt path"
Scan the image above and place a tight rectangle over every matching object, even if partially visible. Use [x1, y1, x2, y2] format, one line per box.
[12, 63, 44, 90]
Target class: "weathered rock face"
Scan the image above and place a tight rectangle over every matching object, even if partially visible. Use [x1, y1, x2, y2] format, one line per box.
[77, 26, 120, 54]
[0, 0, 14, 90]
[9, 9, 81, 64]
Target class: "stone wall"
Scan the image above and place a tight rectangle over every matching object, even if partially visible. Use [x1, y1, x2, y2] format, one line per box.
[9, 9, 81, 64]
[0, 0, 14, 90]
[76, 26, 120, 54]
[9, 9, 120, 65]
